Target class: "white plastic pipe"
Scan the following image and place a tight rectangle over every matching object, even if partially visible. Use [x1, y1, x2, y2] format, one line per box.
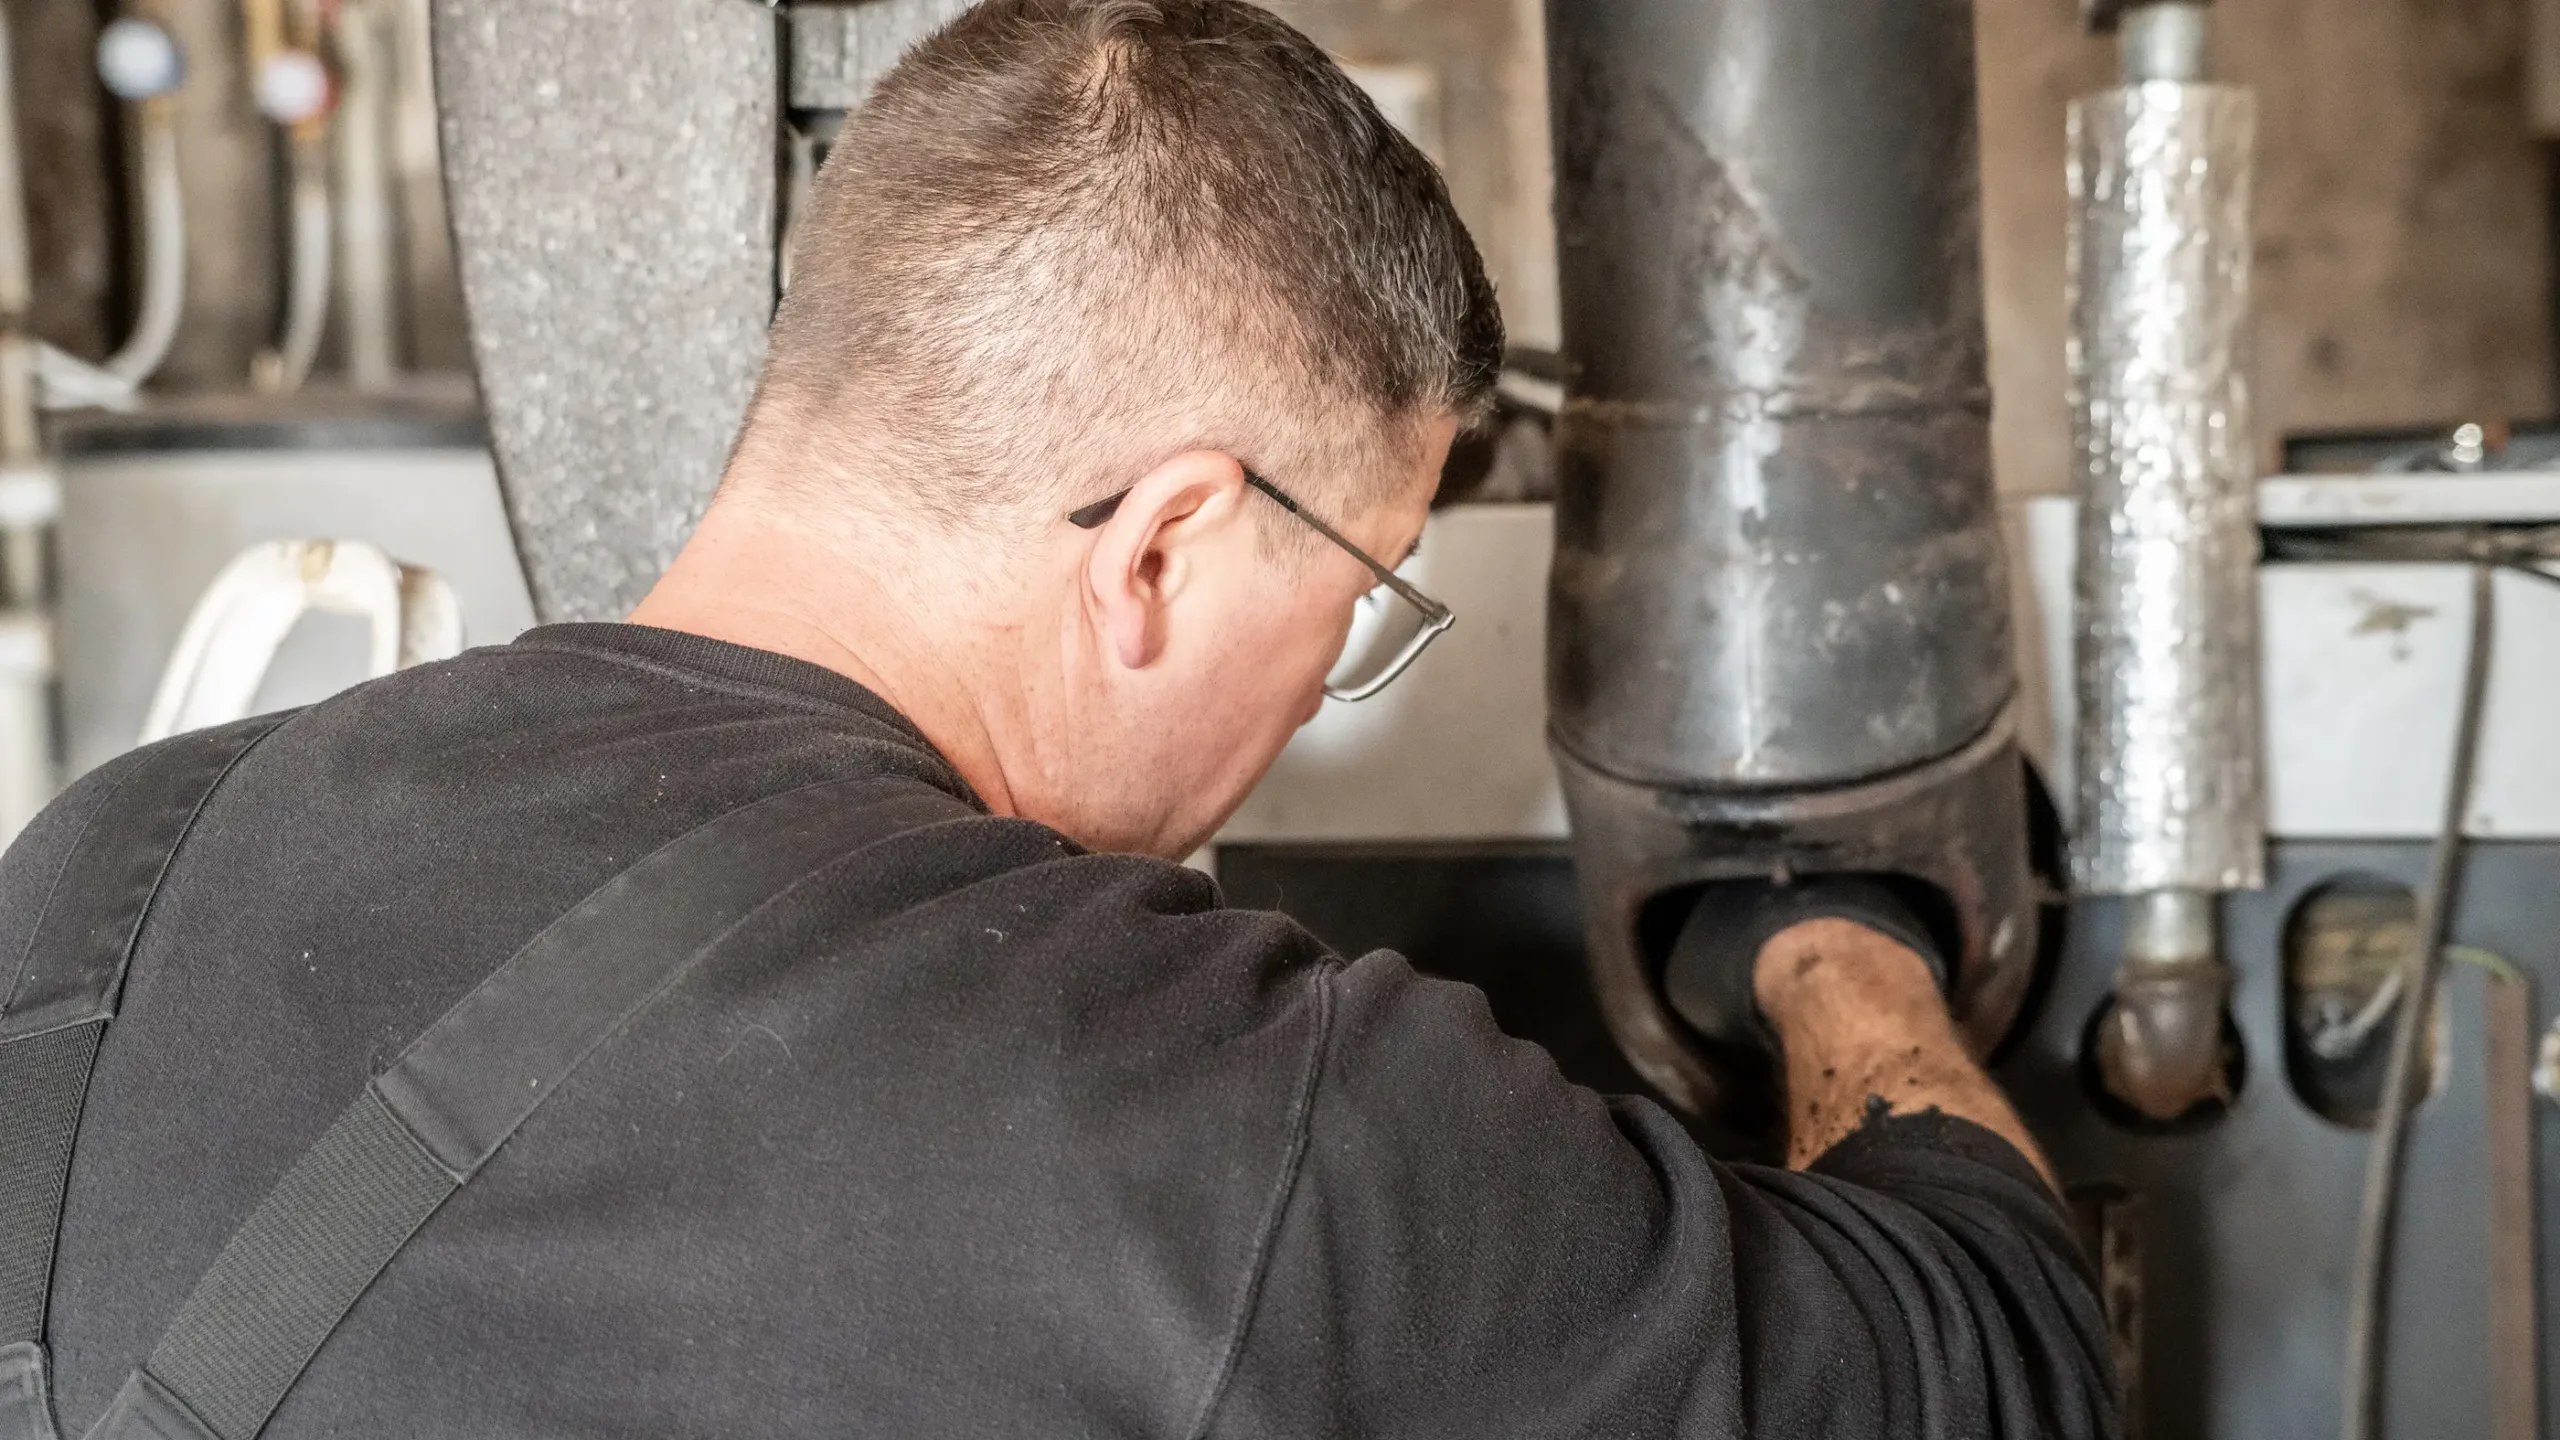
[256, 147, 334, 395]
[332, 0, 400, 390]
[102, 119, 186, 386]
[0, 609, 52, 842]
[141, 539, 463, 744]
[35, 19, 187, 411]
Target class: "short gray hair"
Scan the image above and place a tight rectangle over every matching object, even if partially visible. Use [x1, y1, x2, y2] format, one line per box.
[736, 0, 1503, 540]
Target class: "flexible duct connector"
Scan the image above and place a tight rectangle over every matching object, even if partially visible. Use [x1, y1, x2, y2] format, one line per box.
[2069, 22, 2262, 1121]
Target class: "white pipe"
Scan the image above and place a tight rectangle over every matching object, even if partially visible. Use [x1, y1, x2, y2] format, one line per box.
[141, 539, 463, 744]
[0, 10, 59, 838]
[332, 0, 400, 391]
[0, 4, 49, 597]
[0, 610, 52, 842]
[102, 118, 186, 385]
[30, 19, 187, 411]
[257, 142, 334, 394]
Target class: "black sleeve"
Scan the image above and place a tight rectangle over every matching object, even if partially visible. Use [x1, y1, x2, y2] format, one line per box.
[0, 747, 153, 995]
[1203, 950, 2117, 1440]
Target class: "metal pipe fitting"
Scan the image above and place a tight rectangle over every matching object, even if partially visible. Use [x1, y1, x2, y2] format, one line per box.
[2095, 889, 2233, 1120]
[333, 0, 402, 392]
[2121, 3, 2210, 84]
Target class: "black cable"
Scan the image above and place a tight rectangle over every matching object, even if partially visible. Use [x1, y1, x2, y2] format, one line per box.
[2339, 560, 2498, 1440]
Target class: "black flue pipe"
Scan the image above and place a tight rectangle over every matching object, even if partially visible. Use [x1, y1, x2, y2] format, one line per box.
[1545, 0, 2011, 787]
[1543, 0, 2038, 1123]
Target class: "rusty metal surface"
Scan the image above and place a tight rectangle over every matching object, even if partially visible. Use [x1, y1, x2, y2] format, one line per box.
[2067, 82, 2266, 895]
[433, 0, 778, 622]
[1540, 0, 2036, 1127]
[1554, 712, 2040, 1125]
[1543, 0, 2013, 791]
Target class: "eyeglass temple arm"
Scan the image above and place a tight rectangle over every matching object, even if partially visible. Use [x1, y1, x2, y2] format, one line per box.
[1242, 473, 1451, 619]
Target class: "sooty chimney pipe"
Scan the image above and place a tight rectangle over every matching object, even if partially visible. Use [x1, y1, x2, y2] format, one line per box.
[1543, 0, 2041, 1125]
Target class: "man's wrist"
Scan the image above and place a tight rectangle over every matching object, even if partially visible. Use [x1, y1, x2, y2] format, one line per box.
[1753, 918, 1947, 1029]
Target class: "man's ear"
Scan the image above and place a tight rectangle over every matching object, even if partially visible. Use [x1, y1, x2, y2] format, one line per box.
[1084, 450, 1251, 672]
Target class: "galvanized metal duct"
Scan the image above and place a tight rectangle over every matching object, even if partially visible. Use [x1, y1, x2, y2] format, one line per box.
[1544, 0, 2038, 1123]
[2067, 2, 2264, 1121]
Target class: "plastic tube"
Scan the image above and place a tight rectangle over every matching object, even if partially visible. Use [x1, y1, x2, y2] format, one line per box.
[103, 118, 186, 385]
[331, 0, 399, 391]
[257, 137, 334, 394]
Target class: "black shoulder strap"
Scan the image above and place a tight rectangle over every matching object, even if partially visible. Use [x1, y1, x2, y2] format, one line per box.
[84, 774, 974, 1440]
[0, 718, 289, 1358]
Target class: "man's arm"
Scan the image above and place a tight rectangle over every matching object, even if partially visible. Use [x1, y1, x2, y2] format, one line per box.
[1755, 916, 2057, 1185]
[1205, 947, 2117, 1440]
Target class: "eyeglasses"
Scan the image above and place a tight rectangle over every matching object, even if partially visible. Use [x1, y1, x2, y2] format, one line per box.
[1066, 469, 1454, 701]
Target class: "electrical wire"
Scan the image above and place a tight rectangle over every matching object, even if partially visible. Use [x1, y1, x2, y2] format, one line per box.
[2445, 944, 2528, 988]
[2339, 559, 2498, 1440]
[2317, 948, 2531, 1060]
[2308, 964, 2406, 1061]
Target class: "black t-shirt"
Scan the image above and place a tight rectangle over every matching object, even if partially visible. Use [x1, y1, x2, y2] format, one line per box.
[5, 624, 2113, 1438]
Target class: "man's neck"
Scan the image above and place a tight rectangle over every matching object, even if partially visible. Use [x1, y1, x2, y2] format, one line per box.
[627, 495, 1023, 817]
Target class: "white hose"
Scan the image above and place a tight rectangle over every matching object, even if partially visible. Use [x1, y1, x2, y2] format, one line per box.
[332, 0, 400, 390]
[258, 148, 333, 394]
[141, 539, 464, 744]
[103, 118, 185, 385]
[36, 342, 136, 410]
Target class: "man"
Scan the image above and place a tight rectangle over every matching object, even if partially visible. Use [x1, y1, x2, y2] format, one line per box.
[2, 2, 2111, 1435]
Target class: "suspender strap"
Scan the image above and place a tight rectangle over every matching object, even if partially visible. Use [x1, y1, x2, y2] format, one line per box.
[0, 718, 288, 1354]
[89, 775, 974, 1440]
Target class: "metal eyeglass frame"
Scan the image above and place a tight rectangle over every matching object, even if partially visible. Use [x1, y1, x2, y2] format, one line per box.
[1066, 468, 1455, 701]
